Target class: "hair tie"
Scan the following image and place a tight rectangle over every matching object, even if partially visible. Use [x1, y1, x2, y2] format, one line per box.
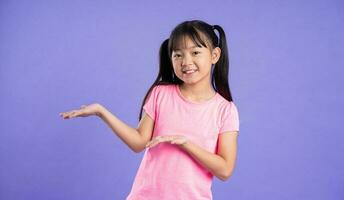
[212, 25, 216, 30]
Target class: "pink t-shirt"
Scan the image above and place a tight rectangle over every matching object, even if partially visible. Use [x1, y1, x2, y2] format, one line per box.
[126, 84, 240, 200]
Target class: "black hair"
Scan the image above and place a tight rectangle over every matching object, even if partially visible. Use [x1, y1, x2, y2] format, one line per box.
[138, 20, 234, 121]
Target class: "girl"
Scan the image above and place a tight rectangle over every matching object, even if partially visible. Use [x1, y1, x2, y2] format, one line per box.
[59, 20, 240, 200]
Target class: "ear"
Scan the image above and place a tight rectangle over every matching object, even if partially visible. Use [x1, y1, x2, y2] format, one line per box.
[211, 47, 221, 65]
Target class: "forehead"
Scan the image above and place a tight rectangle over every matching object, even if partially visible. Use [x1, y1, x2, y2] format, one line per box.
[173, 34, 210, 51]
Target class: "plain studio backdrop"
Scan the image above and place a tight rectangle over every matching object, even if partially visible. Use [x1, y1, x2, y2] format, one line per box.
[0, 0, 343, 199]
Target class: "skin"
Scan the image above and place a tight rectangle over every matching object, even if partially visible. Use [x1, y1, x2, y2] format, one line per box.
[59, 32, 239, 181]
[172, 34, 219, 102]
[146, 34, 239, 181]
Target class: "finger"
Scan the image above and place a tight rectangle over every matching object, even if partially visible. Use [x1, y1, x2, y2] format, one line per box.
[166, 136, 174, 142]
[61, 112, 70, 119]
[149, 140, 161, 148]
[171, 139, 182, 145]
[160, 137, 168, 142]
[145, 141, 152, 148]
[155, 136, 162, 140]
[148, 140, 158, 147]
[146, 139, 155, 148]
[149, 142, 158, 148]
[146, 136, 166, 148]
[150, 137, 161, 144]
[60, 111, 69, 116]
[69, 111, 79, 118]
[74, 111, 82, 117]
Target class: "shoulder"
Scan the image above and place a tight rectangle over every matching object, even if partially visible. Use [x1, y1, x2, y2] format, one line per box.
[217, 98, 239, 119]
[151, 83, 175, 94]
[146, 84, 174, 102]
[216, 94, 238, 112]
[152, 83, 173, 90]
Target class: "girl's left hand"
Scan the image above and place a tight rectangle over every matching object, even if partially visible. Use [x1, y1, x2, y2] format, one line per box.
[145, 135, 188, 148]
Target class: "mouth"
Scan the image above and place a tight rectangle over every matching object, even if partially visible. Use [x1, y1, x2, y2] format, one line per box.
[182, 69, 198, 74]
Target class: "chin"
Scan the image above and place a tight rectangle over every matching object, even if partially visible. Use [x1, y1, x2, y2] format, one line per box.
[181, 79, 199, 85]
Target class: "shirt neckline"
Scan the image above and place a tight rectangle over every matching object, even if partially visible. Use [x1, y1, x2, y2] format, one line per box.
[175, 84, 218, 106]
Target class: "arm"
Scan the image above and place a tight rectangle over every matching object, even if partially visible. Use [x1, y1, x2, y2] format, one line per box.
[179, 131, 238, 181]
[97, 105, 154, 153]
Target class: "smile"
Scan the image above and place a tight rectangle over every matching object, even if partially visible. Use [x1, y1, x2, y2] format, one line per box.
[182, 69, 198, 74]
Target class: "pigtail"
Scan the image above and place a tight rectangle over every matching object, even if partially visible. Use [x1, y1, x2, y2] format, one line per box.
[212, 25, 233, 102]
[159, 39, 175, 83]
[138, 39, 178, 121]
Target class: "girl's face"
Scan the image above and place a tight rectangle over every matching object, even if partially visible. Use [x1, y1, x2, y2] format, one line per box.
[171, 35, 221, 86]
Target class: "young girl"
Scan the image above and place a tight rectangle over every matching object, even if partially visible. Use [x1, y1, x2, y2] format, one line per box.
[59, 20, 240, 200]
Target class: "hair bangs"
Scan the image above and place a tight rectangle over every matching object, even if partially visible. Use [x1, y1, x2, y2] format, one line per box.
[168, 26, 209, 58]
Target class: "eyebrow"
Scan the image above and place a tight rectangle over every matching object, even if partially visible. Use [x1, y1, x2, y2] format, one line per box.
[174, 46, 201, 51]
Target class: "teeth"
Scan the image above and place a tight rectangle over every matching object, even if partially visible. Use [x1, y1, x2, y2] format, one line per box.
[183, 69, 197, 74]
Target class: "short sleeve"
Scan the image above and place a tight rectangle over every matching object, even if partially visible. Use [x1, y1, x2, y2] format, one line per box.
[142, 85, 159, 120]
[219, 102, 240, 134]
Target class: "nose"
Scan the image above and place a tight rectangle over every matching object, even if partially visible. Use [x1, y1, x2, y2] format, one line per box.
[182, 53, 193, 67]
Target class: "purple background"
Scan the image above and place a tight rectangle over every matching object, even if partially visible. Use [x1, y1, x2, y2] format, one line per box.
[1, 0, 343, 199]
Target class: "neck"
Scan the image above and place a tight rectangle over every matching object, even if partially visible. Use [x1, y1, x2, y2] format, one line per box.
[179, 81, 216, 102]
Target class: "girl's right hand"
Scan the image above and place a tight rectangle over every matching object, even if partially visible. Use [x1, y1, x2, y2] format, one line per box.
[59, 103, 103, 119]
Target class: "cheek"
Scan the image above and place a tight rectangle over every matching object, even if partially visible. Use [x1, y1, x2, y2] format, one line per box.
[172, 63, 182, 72]
[172, 60, 181, 66]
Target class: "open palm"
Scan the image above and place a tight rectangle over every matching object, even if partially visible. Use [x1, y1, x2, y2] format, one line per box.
[59, 103, 101, 119]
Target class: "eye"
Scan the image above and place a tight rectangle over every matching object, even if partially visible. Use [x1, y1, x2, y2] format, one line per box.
[173, 54, 181, 58]
[193, 51, 201, 55]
